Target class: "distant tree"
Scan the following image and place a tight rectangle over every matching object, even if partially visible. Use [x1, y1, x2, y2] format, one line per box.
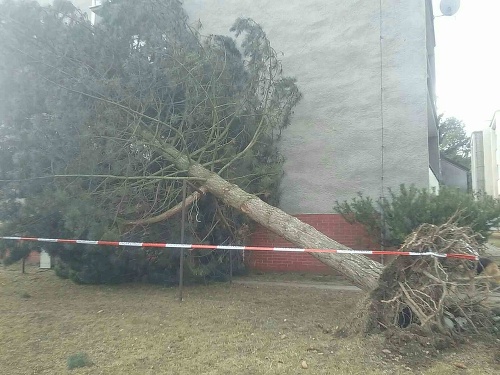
[438, 115, 471, 168]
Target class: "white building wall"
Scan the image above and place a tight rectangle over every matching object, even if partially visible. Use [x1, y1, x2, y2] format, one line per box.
[482, 127, 493, 196]
[429, 168, 440, 194]
[483, 114, 499, 197]
[40, 0, 91, 10]
[184, 0, 433, 213]
[471, 112, 500, 198]
[471, 131, 485, 192]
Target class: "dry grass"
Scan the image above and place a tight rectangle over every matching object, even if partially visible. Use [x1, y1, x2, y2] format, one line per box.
[241, 271, 351, 285]
[1, 265, 499, 374]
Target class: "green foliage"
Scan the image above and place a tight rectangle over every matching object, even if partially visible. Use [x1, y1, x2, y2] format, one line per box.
[67, 352, 92, 370]
[184, 250, 246, 284]
[334, 185, 500, 247]
[1, 244, 32, 266]
[438, 115, 471, 169]
[0, 0, 300, 284]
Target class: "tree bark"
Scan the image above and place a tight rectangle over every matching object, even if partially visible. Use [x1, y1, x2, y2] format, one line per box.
[159, 143, 383, 291]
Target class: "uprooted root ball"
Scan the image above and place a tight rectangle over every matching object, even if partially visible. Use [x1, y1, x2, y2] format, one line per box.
[367, 223, 497, 336]
[347, 222, 500, 351]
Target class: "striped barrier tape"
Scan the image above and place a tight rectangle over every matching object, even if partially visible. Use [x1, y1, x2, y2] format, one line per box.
[0, 236, 479, 261]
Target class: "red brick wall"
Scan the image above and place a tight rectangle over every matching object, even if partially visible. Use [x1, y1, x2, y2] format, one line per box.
[27, 251, 41, 264]
[1, 249, 41, 265]
[245, 214, 381, 273]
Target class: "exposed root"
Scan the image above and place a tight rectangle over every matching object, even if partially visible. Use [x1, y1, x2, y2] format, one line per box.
[356, 220, 500, 350]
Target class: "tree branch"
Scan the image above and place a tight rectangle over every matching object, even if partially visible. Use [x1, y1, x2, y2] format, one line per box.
[125, 186, 207, 226]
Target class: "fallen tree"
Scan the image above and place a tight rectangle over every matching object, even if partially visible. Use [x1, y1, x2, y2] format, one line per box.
[133, 128, 385, 289]
[0, 0, 385, 290]
[148, 132, 384, 290]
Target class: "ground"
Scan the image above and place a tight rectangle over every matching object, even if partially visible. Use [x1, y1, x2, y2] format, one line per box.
[0, 266, 499, 374]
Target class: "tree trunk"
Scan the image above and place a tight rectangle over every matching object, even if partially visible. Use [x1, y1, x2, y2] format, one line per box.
[159, 143, 383, 291]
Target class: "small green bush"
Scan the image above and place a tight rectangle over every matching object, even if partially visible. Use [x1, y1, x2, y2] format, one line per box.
[334, 185, 500, 247]
[54, 261, 69, 279]
[67, 352, 92, 370]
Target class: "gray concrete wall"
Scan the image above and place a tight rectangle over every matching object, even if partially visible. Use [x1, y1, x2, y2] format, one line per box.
[72, 0, 92, 11]
[184, 0, 431, 214]
[441, 159, 468, 191]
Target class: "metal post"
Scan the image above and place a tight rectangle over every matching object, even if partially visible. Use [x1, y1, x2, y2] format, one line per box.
[229, 250, 233, 284]
[179, 180, 187, 302]
[380, 206, 386, 266]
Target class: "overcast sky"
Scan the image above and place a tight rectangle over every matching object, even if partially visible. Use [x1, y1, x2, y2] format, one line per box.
[432, 0, 500, 134]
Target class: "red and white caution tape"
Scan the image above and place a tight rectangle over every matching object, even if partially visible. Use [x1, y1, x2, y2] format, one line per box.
[0, 236, 479, 261]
